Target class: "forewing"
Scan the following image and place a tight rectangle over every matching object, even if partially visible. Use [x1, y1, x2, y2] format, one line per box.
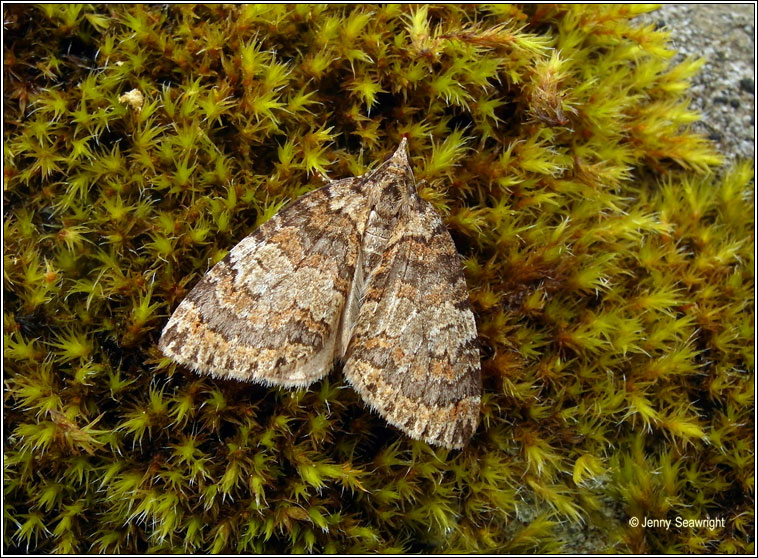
[159, 178, 367, 387]
[343, 200, 481, 449]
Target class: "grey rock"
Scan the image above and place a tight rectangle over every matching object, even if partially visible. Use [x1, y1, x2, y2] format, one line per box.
[638, 4, 755, 162]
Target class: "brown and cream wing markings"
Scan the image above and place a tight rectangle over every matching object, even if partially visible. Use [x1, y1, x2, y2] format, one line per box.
[159, 177, 368, 387]
[159, 140, 481, 448]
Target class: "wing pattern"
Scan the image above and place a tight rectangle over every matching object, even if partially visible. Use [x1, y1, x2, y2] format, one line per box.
[159, 140, 482, 448]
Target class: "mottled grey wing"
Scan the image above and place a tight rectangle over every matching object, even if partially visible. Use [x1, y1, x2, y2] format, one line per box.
[159, 178, 368, 387]
[343, 200, 481, 449]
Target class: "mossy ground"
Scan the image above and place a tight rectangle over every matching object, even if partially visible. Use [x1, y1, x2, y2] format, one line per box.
[3, 4, 754, 553]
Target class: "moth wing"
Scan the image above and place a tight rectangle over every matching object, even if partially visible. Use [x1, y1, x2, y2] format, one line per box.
[159, 177, 367, 387]
[343, 201, 481, 449]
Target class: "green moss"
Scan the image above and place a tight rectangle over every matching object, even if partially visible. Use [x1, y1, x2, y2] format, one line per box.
[3, 3, 753, 553]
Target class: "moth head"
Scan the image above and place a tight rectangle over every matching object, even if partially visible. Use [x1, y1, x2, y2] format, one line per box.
[368, 138, 419, 218]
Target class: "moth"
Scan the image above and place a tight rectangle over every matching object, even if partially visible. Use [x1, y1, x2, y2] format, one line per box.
[159, 139, 481, 448]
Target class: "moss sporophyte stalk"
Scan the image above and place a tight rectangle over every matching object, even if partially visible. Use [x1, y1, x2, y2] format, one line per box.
[3, 4, 754, 554]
